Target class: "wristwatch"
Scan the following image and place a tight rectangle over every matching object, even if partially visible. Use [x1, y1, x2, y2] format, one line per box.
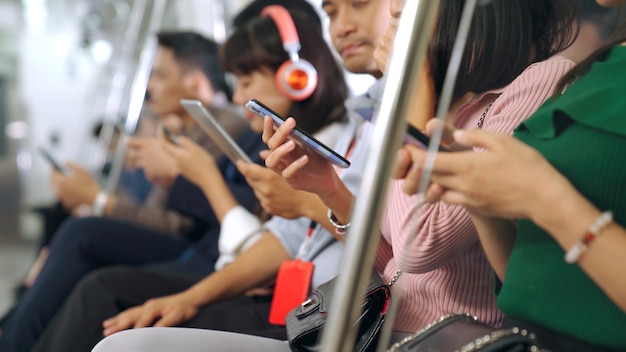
[92, 192, 109, 217]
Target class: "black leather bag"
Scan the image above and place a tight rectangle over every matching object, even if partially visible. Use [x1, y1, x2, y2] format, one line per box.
[285, 273, 391, 352]
[386, 314, 547, 352]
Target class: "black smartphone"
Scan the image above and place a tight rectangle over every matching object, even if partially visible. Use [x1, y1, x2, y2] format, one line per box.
[404, 124, 448, 152]
[38, 146, 70, 174]
[245, 98, 350, 168]
[159, 124, 180, 145]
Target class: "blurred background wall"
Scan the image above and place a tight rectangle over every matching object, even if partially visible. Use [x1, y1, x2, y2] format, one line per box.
[0, 0, 377, 316]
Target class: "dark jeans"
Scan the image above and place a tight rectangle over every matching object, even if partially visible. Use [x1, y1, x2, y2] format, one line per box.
[32, 266, 286, 352]
[0, 217, 190, 352]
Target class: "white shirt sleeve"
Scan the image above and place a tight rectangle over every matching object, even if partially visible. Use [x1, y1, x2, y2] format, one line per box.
[215, 205, 263, 270]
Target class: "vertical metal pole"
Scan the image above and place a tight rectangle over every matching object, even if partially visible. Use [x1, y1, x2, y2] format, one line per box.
[319, 1, 439, 351]
[94, 0, 148, 184]
[211, 0, 227, 42]
[104, 0, 168, 194]
[420, 0, 479, 192]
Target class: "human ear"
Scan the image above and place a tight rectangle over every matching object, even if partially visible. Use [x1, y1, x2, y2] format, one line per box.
[183, 70, 215, 105]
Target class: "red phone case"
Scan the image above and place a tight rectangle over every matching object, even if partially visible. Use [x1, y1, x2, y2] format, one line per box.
[268, 259, 314, 326]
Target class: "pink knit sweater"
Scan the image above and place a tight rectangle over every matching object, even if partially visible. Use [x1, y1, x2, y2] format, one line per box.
[375, 55, 575, 332]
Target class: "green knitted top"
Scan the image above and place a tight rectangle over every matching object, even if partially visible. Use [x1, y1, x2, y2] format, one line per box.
[500, 45, 626, 350]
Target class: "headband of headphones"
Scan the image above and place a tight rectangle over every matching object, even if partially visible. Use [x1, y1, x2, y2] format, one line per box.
[261, 5, 302, 62]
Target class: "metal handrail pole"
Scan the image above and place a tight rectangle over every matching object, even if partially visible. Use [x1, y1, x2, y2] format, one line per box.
[421, 0, 479, 192]
[212, 0, 227, 43]
[94, 0, 148, 184]
[319, 1, 439, 351]
[104, 0, 168, 194]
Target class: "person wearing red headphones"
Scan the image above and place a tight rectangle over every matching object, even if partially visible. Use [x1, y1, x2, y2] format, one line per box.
[27, 3, 361, 352]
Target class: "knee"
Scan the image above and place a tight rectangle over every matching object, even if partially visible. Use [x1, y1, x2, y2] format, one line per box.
[48, 217, 106, 253]
[72, 267, 134, 302]
[76, 267, 131, 291]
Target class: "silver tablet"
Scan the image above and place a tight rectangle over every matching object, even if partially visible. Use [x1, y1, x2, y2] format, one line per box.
[180, 99, 252, 164]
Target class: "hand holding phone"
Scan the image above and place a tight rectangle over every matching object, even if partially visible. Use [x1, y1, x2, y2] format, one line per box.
[404, 123, 448, 152]
[158, 124, 180, 145]
[245, 98, 350, 168]
[38, 147, 70, 175]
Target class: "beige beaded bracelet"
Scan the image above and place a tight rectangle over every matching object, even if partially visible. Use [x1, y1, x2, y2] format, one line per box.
[564, 211, 613, 264]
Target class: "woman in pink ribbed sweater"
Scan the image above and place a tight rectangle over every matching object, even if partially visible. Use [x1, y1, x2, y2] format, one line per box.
[264, 0, 577, 333]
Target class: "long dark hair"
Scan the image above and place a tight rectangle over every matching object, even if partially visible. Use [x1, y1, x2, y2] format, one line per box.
[555, 17, 626, 93]
[430, 0, 578, 103]
[220, 9, 348, 134]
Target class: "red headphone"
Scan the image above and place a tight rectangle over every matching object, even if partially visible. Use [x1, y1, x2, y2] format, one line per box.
[261, 5, 318, 101]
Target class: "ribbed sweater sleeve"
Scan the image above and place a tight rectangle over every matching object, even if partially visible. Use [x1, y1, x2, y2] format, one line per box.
[480, 56, 576, 136]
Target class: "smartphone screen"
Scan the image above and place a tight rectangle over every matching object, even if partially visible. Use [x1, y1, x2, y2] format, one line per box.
[37, 147, 70, 175]
[404, 124, 447, 152]
[245, 98, 350, 168]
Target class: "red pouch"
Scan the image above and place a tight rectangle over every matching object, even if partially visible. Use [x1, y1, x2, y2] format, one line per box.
[268, 259, 314, 325]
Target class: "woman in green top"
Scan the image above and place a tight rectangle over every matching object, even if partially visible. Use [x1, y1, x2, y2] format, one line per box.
[395, 1, 626, 351]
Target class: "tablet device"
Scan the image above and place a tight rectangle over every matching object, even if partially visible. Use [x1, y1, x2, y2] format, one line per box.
[38, 146, 70, 175]
[245, 98, 350, 169]
[180, 99, 253, 164]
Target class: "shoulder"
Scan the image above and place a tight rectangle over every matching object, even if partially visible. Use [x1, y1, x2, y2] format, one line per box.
[496, 56, 575, 105]
[526, 55, 576, 71]
[512, 55, 575, 87]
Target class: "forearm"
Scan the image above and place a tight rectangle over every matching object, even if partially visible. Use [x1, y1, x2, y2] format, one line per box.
[181, 231, 289, 307]
[532, 183, 626, 311]
[108, 197, 194, 235]
[317, 175, 354, 226]
[468, 212, 516, 281]
[200, 172, 240, 223]
[298, 193, 346, 241]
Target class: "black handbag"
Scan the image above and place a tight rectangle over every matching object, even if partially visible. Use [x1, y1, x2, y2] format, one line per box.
[285, 272, 392, 352]
[386, 314, 548, 352]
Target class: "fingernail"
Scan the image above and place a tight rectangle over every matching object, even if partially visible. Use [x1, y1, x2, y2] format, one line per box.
[453, 130, 465, 140]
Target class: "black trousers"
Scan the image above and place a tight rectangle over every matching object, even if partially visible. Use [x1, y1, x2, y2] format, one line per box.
[32, 266, 286, 352]
[0, 217, 191, 352]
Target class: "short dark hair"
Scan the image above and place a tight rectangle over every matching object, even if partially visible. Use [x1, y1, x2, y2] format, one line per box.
[232, 0, 322, 31]
[220, 9, 348, 135]
[430, 0, 578, 103]
[156, 31, 232, 101]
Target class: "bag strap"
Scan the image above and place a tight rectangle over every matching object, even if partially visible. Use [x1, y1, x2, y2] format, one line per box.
[386, 313, 549, 352]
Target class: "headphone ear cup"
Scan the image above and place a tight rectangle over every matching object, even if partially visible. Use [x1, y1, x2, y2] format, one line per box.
[275, 60, 318, 101]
